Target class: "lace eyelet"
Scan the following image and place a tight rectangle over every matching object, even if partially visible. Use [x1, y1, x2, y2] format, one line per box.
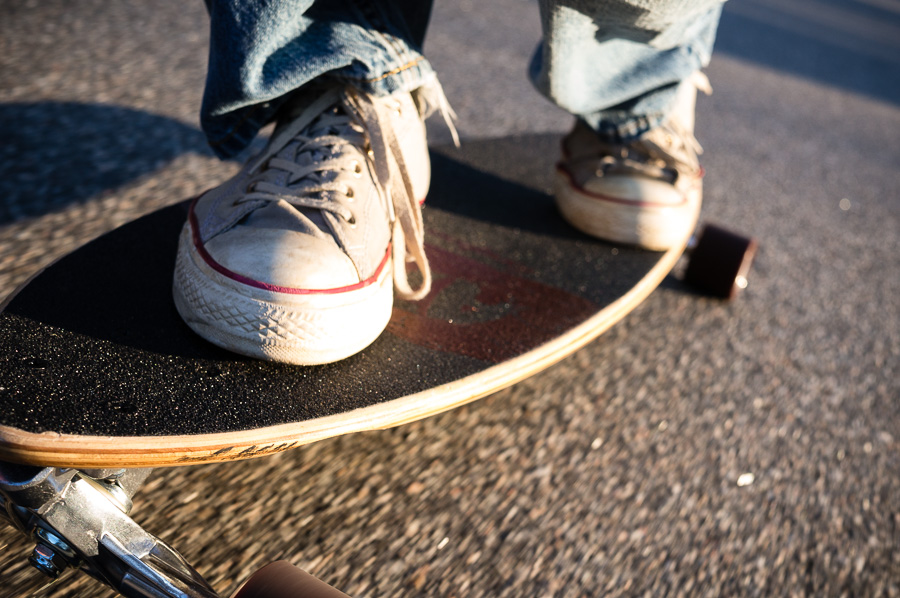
[346, 188, 355, 202]
[346, 214, 357, 228]
[352, 161, 363, 178]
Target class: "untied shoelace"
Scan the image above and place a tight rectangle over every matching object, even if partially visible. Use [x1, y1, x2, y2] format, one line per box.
[240, 84, 459, 301]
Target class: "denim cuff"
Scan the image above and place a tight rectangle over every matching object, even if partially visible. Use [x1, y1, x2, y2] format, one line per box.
[583, 82, 680, 142]
[203, 53, 435, 160]
[201, 0, 435, 159]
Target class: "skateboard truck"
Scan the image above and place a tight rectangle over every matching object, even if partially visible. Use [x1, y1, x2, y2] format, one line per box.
[0, 461, 218, 598]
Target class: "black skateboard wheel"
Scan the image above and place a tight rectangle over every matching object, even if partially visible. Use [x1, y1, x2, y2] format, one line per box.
[233, 562, 350, 598]
[683, 223, 758, 300]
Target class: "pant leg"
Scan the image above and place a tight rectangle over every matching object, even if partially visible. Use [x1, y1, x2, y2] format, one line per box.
[201, 0, 436, 158]
[530, 0, 725, 139]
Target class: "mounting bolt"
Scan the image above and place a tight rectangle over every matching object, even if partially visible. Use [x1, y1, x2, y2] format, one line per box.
[103, 480, 133, 514]
[79, 474, 133, 514]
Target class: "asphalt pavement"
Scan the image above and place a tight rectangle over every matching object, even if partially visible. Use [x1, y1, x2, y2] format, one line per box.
[1, 0, 898, 596]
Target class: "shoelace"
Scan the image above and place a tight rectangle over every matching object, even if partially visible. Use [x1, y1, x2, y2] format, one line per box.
[598, 72, 711, 183]
[238, 87, 432, 300]
[345, 88, 431, 301]
[598, 122, 703, 184]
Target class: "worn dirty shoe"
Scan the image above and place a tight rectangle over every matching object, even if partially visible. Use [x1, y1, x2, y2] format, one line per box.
[554, 73, 711, 251]
[173, 86, 432, 365]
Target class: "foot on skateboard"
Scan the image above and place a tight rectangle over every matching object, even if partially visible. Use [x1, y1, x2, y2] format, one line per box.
[554, 72, 712, 251]
[173, 85, 431, 366]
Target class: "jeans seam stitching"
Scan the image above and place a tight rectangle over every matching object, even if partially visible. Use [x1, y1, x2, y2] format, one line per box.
[353, 56, 424, 84]
[347, 0, 418, 85]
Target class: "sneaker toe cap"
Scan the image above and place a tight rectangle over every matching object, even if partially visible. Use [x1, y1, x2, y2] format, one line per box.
[204, 228, 361, 291]
[577, 173, 687, 206]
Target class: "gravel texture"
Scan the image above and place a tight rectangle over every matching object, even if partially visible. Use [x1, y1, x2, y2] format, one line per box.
[1, 0, 898, 596]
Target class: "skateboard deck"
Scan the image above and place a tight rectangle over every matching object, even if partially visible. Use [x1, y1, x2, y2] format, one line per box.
[0, 134, 688, 468]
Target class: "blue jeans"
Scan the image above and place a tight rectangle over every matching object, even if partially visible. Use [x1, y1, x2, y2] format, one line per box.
[202, 0, 724, 159]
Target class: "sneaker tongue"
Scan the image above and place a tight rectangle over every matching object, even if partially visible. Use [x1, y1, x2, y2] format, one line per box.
[308, 105, 350, 136]
[281, 105, 362, 187]
[255, 104, 363, 235]
[284, 140, 339, 185]
[244, 97, 369, 237]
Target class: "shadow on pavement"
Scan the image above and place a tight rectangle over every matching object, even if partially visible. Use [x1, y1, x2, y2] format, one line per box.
[0, 101, 215, 224]
[715, 0, 900, 105]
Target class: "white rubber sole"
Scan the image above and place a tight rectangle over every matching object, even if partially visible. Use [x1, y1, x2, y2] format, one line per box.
[172, 225, 393, 365]
[554, 169, 702, 251]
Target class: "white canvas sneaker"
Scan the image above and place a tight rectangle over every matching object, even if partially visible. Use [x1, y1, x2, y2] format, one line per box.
[173, 85, 434, 365]
[554, 73, 712, 251]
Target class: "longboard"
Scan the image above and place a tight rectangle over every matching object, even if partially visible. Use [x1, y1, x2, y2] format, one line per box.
[0, 134, 689, 469]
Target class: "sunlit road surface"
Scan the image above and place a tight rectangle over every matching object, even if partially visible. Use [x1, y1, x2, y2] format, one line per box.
[1, 1, 898, 595]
